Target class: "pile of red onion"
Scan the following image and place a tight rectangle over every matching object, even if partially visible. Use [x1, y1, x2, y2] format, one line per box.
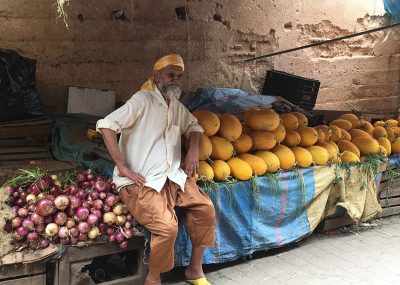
[2, 171, 138, 250]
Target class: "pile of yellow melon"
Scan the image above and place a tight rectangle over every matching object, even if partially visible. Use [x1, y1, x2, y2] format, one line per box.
[190, 109, 398, 182]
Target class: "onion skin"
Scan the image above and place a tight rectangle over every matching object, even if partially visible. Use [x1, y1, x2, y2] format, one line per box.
[69, 196, 81, 209]
[75, 207, 90, 221]
[31, 213, 44, 225]
[103, 212, 117, 225]
[22, 218, 35, 231]
[11, 217, 22, 228]
[17, 208, 29, 218]
[65, 218, 76, 229]
[78, 222, 90, 233]
[87, 214, 99, 225]
[54, 212, 68, 226]
[58, 226, 70, 238]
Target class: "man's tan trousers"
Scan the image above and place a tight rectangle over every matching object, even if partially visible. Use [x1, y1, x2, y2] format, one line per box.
[120, 177, 215, 273]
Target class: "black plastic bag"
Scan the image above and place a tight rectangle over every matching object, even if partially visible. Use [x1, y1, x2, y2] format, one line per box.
[0, 48, 44, 122]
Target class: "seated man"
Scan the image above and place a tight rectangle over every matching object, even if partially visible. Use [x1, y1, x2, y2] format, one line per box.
[97, 54, 215, 285]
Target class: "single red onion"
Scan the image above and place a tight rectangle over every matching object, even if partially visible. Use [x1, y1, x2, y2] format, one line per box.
[123, 228, 133, 238]
[11, 206, 19, 216]
[28, 184, 40, 195]
[103, 205, 111, 212]
[69, 196, 81, 209]
[86, 172, 95, 181]
[36, 177, 50, 191]
[11, 217, 22, 228]
[119, 240, 128, 249]
[82, 181, 91, 190]
[78, 221, 90, 233]
[125, 221, 132, 229]
[109, 234, 116, 242]
[91, 209, 102, 218]
[92, 199, 103, 210]
[27, 204, 36, 212]
[18, 207, 29, 218]
[68, 184, 79, 195]
[78, 233, 88, 241]
[54, 212, 68, 226]
[15, 198, 26, 207]
[90, 191, 100, 200]
[60, 237, 70, 245]
[16, 226, 29, 237]
[4, 185, 14, 195]
[76, 172, 87, 182]
[40, 239, 50, 248]
[58, 226, 70, 238]
[77, 190, 87, 200]
[49, 185, 61, 196]
[76, 207, 90, 221]
[36, 224, 46, 234]
[94, 181, 107, 192]
[19, 192, 28, 201]
[30, 213, 44, 225]
[106, 227, 115, 236]
[81, 200, 90, 209]
[98, 223, 108, 233]
[27, 232, 39, 241]
[22, 218, 34, 231]
[99, 192, 107, 200]
[70, 227, 79, 238]
[70, 237, 78, 244]
[35, 198, 55, 216]
[44, 215, 54, 224]
[126, 213, 133, 221]
[115, 231, 125, 242]
[87, 214, 99, 225]
[13, 191, 20, 198]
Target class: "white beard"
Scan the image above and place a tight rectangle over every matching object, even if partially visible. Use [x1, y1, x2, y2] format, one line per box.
[162, 84, 182, 100]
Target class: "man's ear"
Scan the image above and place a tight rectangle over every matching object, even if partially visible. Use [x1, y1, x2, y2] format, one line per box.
[153, 70, 160, 83]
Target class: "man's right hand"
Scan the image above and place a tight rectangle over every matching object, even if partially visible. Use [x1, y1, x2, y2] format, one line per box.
[117, 164, 147, 186]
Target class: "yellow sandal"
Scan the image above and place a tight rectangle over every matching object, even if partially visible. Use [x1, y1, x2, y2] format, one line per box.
[185, 277, 212, 285]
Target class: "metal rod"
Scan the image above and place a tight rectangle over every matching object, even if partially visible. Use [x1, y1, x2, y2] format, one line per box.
[244, 22, 400, 62]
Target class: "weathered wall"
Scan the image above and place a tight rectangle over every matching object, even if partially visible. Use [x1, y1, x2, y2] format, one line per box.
[0, 0, 399, 114]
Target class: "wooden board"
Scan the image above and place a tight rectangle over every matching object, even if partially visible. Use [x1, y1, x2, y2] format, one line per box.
[0, 147, 50, 155]
[0, 152, 52, 162]
[0, 274, 46, 285]
[379, 187, 400, 199]
[0, 262, 46, 280]
[376, 205, 400, 218]
[380, 197, 400, 207]
[0, 124, 52, 139]
[323, 215, 353, 231]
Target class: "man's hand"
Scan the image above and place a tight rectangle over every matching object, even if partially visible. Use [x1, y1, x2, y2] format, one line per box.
[117, 164, 146, 186]
[184, 149, 199, 177]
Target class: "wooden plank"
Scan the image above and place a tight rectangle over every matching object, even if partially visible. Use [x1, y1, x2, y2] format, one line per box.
[0, 262, 46, 280]
[0, 116, 51, 125]
[378, 186, 400, 199]
[0, 274, 46, 285]
[380, 197, 400, 208]
[376, 205, 400, 218]
[0, 147, 50, 155]
[0, 125, 51, 139]
[379, 179, 400, 190]
[0, 138, 47, 147]
[0, 152, 52, 162]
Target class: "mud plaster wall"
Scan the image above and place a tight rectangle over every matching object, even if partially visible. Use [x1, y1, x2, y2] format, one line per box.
[0, 0, 399, 114]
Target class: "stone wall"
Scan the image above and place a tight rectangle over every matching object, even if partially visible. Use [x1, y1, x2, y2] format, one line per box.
[0, 0, 398, 114]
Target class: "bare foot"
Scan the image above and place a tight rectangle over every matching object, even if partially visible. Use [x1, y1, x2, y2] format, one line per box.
[185, 267, 205, 280]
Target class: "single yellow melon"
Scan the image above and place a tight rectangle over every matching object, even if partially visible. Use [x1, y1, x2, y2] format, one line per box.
[272, 144, 296, 170]
[340, 151, 360, 163]
[307, 146, 329, 165]
[209, 136, 234, 160]
[373, 121, 385, 128]
[330, 119, 352, 131]
[340, 129, 352, 141]
[227, 157, 253, 181]
[211, 160, 231, 181]
[359, 120, 374, 135]
[250, 131, 277, 150]
[316, 142, 339, 162]
[282, 131, 301, 147]
[337, 140, 361, 158]
[272, 123, 286, 143]
[351, 137, 380, 156]
[218, 114, 242, 142]
[255, 151, 280, 173]
[244, 109, 280, 131]
[377, 137, 391, 156]
[291, 112, 308, 128]
[326, 140, 340, 153]
[349, 129, 372, 139]
[385, 119, 398, 127]
[291, 146, 313, 168]
[315, 128, 326, 144]
[391, 138, 400, 154]
[329, 125, 342, 142]
[372, 126, 388, 139]
[185, 134, 212, 161]
[386, 127, 396, 142]
[298, 127, 318, 147]
[198, 161, 214, 180]
[238, 153, 268, 176]
[280, 113, 299, 131]
[192, 110, 220, 136]
[339, 113, 362, 129]
[232, 134, 253, 154]
[241, 122, 252, 135]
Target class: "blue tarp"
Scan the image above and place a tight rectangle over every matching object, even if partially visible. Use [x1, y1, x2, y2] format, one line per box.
[384, 0, 400, 21]
[174, 168, 315, 266]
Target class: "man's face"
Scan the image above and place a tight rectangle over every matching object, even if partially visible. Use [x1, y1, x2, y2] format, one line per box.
[154, 65, 183, 99]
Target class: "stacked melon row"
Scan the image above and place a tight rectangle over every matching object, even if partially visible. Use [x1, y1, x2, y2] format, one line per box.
[190, 109, 398, 182]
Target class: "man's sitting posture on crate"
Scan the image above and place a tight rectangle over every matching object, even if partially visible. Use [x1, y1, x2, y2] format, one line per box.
[97, 54, 215, 285]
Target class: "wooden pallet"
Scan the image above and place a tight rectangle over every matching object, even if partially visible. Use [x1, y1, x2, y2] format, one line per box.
[0, 117, 53, 139]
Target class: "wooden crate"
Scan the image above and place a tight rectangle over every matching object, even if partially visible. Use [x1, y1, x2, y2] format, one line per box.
[53, 237, 147, 285]
[0, 262, 46, 285]
[377, 178, 400, 218]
